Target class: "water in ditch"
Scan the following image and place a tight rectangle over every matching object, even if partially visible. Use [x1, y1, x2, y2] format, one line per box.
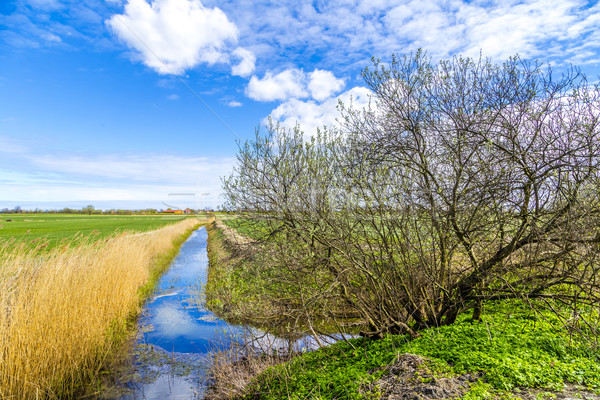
[114, 226, 348, 399]
[117, 227, 234, 399]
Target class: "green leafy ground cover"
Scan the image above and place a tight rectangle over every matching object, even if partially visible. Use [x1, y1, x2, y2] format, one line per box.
[222, 217, 275, 240]
[243, 303, 600, 399]
[0, 213, 194, 250]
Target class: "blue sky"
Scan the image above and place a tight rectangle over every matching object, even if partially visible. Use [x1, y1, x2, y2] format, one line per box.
[1, 0, 599, 210]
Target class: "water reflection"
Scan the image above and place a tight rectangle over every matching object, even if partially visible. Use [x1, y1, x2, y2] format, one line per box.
[116, 226, 352, 400]
[120, 227, 236, 399]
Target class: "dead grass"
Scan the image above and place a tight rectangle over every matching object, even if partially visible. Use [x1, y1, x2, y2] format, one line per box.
[0, 217, 202, 399]
[204, 332, 290, 400]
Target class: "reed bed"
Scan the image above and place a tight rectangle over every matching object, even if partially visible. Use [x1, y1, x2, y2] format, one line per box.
[0, 217, 201, 399]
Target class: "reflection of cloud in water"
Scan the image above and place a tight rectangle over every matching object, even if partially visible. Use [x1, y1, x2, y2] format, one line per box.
[151, 291, 179, 301]
[123, 372, 201, 400]
[151, 302, 200, 339]
[245, 328, 358, 355]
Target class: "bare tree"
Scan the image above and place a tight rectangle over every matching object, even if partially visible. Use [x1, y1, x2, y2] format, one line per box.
[224, 52, 600, 337]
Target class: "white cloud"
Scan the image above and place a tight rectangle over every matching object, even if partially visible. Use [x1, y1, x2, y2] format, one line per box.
[376, 0, 598, 63]
[227, 100, 242, 107]
[308, 69, 345, 101]
[0, 142, 234, 205]
[25, 0, 63, 10]
[246, 68, 308, 101]
[107, 0, 239, 75]
[41, 32, 62, 43]
[231, 47, 256, 77]
[269, 86, 372, 136]
[460, 1, 579, 61]
[0, 136, 28, 154]
[246, 68, 344, 102]
[211, 0, 600, 73]
[30, 153, 234, 186]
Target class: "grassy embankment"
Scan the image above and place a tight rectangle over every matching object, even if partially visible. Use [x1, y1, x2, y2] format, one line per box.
[205, 217, 600, 399]
[205, 218, 272, 325]
[0, 214, 209, 399]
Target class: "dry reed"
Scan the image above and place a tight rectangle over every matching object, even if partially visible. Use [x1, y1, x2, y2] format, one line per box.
[205, 331, 290, 400]
[0, 218, 201, 399]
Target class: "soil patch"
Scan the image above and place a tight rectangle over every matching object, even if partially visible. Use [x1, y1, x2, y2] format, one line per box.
[363, 353, 600, 400]
[363, 353, 476, 399]
[512, 385, 600, 400]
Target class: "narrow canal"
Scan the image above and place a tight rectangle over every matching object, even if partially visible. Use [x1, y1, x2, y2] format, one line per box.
[116, 225, 346, 399]
[120, 226, 235, 399]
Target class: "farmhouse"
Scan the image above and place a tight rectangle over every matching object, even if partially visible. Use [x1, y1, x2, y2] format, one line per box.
[161, 209, 184, 214]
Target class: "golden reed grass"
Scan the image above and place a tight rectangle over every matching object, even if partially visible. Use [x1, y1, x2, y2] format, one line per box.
[0, 218, 202, 399]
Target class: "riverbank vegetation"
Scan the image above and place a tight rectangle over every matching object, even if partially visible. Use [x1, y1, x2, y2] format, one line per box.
[206, 219, 351, 334]
[0, 217, 203, 399]
[208, 51, 600, 398]
[206, 219, 600, 399]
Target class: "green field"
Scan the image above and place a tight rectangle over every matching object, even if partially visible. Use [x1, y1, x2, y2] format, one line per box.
[0, 213, 197, 249]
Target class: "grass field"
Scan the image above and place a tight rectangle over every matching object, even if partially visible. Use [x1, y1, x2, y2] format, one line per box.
[0, 213, 198, 249]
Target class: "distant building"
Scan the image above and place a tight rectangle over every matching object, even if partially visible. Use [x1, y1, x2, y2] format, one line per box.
[162, 209, 184, 214]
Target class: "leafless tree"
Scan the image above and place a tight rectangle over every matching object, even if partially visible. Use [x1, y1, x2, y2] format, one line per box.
[224, 52, 600, 337]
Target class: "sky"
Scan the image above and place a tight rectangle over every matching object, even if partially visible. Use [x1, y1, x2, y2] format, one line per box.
[0, 0, 599, 210]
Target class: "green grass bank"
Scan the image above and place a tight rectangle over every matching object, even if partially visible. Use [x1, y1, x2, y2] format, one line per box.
[205, 217, 600, 400]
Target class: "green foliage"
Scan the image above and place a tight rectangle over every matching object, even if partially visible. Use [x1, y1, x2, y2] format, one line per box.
[206, 221, 351, 334]
[222, 217, 274, 240]
[244, 304, 600, 399]
[205, 222, 278, 324]
[245, 336, 398, 400]
[406, 308, 600, 391]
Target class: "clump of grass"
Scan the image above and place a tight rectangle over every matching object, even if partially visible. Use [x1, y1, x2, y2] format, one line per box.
[0, 218, 201, 399]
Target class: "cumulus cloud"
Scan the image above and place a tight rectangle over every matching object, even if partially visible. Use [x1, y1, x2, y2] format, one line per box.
[246, 68, 308, 101]
[227, 100, 242, 107]
[106, 0, 239, 75]
[246, 68, 345, 102]
[269, 86, 372, 136]
[308, 69, 345, 101]
[231, 47, 256, 77]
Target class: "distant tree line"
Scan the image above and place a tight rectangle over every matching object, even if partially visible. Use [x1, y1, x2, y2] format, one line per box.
[0, 207, 168, 214]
